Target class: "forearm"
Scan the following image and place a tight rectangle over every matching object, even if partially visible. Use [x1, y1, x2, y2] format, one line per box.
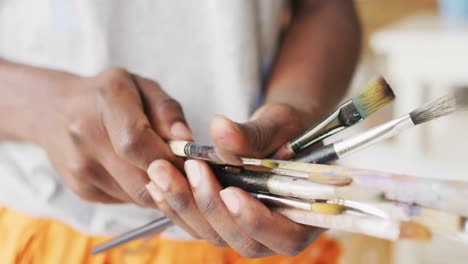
[265, 0, 361, 125]
[0, 58, 77, 142]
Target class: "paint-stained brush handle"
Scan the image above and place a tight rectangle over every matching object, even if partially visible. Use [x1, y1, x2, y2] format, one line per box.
[278, 208, 431, 241]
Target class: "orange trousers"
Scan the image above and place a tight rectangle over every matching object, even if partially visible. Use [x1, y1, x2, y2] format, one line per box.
[0, 205, 341, 264]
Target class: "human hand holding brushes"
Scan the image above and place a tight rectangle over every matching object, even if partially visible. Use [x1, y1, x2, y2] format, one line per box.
[145, 103, 325, 257]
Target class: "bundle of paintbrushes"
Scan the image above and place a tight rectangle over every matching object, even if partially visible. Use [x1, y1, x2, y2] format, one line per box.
[92, 78, 468, 254]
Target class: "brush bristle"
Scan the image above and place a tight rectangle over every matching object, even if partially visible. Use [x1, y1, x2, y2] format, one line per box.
[409, 95, 456, 125]
[168, 141, 188, 157]
[352, 77, 395, 118]
[454, 87, 468, 108]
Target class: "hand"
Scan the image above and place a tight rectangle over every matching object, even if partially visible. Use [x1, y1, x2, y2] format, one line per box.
[146, 103, 324, 257]
[28, 67, 192, 206]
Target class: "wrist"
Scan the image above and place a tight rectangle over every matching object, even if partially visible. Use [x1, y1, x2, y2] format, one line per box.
[0, 59, 81, 143]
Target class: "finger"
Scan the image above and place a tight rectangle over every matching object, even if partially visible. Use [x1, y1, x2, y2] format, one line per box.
[96, 69, 176, 170]
[210, 103, 305, 158]
[220, 187, 323, 256]
[79, 159, 134, 203]
[72, 118, 165, 208]
[51, 157, 122, 204]
[185, 160, 274, 258]
[133, 75, 193, 141]
[145, 182, 201, 239]
[99, 151, 156, 207]
[147, 160, 226, 246]
[67, 118, 142, 203]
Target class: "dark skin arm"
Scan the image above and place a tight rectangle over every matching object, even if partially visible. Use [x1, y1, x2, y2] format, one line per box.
[147, 0, 362, 258]
[0, 61, 192, 206]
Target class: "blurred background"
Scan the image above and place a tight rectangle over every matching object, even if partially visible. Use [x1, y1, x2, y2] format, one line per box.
[336, 0, 468, 263]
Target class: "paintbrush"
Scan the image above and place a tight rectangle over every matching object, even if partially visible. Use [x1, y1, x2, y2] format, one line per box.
[273, 76, 395, 160]
[169, 141, 243, 165]
[211, 165, 383, 202]
[330, 200, 467, 234]
[216, 164, 468, 218]
[278, 208, 432, 241]
[251, 193, 347, 215]
[91, 216, 172, 255]
[91, 193, 346, 254]
[170, 141, 353, 185]
[296, 92, 464, 164]
[93, 207, 431, 255]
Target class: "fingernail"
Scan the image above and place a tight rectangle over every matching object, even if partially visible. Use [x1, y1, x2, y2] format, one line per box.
[220, 189, 240, 216]
[148, 165, 170, 191]
[185, 160, 201, 188]
[170, 122, 192, 140]
[146, 182, 164, 202]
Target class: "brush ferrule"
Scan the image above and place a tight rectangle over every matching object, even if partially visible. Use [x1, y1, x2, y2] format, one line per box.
[183, 143, 226, 164]
[290, 106, 344, 153]
[334, 115, 415, 158]
[340, 100, 364, 126]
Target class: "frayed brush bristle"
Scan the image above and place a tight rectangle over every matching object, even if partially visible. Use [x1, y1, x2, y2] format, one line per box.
[352, 77, 396, 118]
[409, 95, 456, 125]
[454, 87, 468, 108]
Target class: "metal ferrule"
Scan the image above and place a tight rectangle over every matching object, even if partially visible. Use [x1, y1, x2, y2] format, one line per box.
[267, 175, 336, 200]
[334, 115, 415, 158]
[184, 143, 224, 163]
[290, 100, 361, 153]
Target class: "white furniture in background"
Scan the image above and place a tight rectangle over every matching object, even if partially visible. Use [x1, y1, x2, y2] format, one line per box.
[353, 13, 468, 264]
[371, 13, 468, 157]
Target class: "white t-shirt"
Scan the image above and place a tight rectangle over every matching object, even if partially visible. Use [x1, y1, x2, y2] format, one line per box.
[0, 0, 285, 236]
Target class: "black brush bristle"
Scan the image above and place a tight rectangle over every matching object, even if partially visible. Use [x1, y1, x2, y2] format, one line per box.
[409, 95, 456, 125]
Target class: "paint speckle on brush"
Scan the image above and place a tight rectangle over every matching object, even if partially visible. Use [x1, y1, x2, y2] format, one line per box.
[321, 172, 337, 177]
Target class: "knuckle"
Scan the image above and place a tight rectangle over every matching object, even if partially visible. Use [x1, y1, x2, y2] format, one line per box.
[115, 122, 150, 158]
[197, 197, 220, 218]
[74, 186, 102, 202]
[234, 239, 268, 258]
[69, 159, 96, 182]
[206, 235, 227, 247]
[142, 77, 162, 89]
[243, 213, 268, 237]
[97, 68, 131, 98]
[67, 118, 93, 144]
[167, 190, 192, 212]
[157, 98, 183, 115]
[132, 186, 155, 207]
[102, 67, 130, 80]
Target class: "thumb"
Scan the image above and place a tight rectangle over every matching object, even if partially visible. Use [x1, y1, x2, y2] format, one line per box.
[210, 103, 305, 158]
